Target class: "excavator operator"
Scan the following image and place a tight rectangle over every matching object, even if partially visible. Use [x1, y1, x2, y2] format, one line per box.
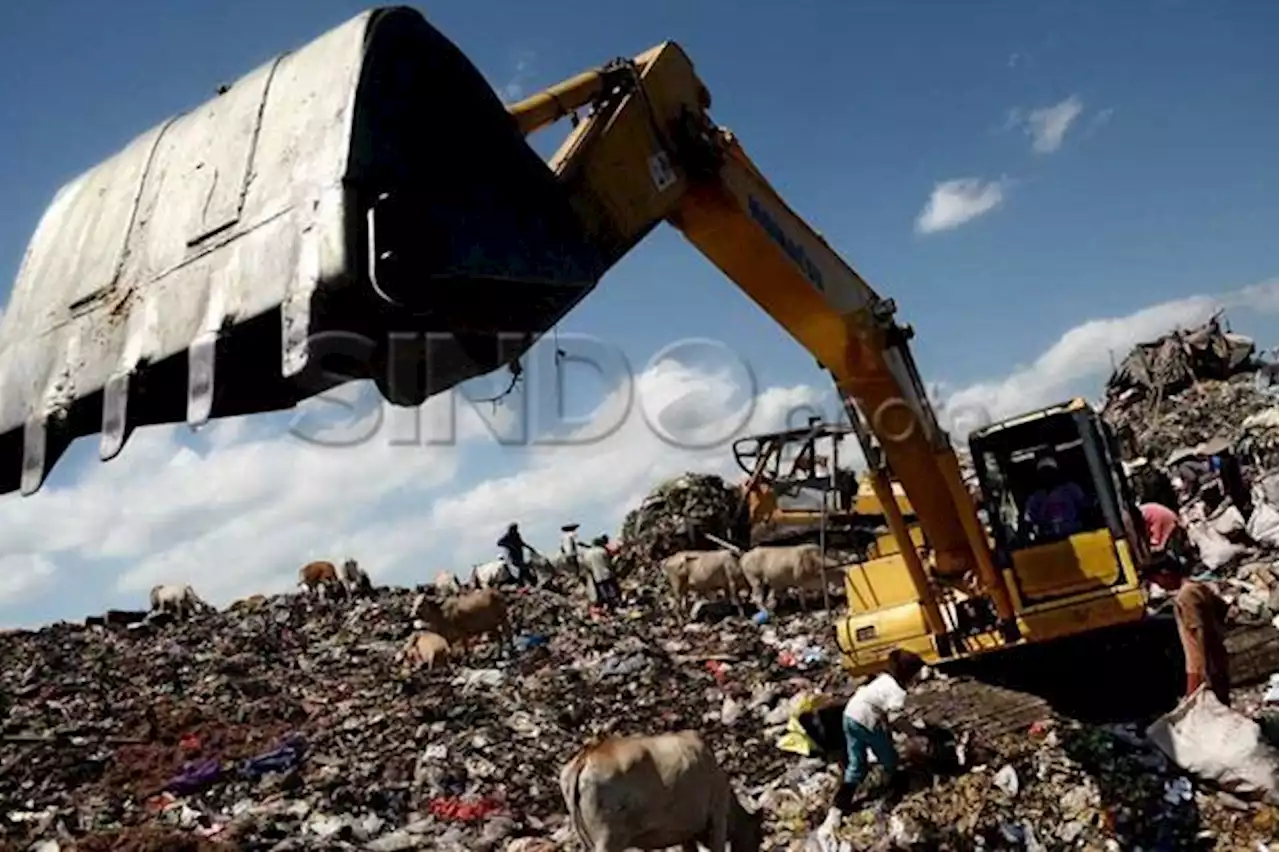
[1023, 456, 1090, 541]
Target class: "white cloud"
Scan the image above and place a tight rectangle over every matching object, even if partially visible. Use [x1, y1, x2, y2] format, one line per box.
[500, 50, 536, 101]
[915, 177, 1008, 234]
[1024, 95, 1084, 154]
[936, 278, 1278, 437]
[0, 554, 57, 607]
[0, 348, 836, 619]
[0, 389, 507, 609]
[417, 360, 833, 566]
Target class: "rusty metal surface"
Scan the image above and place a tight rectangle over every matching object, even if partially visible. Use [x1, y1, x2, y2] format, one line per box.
[0, 5, 603, 496]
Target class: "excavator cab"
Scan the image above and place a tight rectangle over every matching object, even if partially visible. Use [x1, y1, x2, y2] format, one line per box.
[968, 398, 1149, 616]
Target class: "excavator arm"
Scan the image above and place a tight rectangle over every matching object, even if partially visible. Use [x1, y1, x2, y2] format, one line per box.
[510, 42, 1011, 625]
[0, 7, 1011, 632]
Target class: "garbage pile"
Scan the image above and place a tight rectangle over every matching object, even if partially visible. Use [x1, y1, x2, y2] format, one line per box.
[1102, 313, 1278, 468]
[615, 472, 745, 575]
[1105, 312, 1262, 402]
[2, 582, 1278, 851]
[0, 586, 839, 851]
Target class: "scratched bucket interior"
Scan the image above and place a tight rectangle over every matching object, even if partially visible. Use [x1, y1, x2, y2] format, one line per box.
[0, 6, 604, 496]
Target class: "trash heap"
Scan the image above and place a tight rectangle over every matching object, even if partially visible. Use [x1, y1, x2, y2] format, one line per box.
[0, 586, 841, 851]
[615, 472, 745, 575]
[1101, 313, 1278, 468]
[2, 581, 1278, 851]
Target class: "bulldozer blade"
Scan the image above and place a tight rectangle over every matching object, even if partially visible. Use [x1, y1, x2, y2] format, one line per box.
[0, 5, 604, 496]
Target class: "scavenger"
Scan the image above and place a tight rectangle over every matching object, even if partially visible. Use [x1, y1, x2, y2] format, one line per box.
[817, 648, 927, 832]
[1145, 558, 1231, 707]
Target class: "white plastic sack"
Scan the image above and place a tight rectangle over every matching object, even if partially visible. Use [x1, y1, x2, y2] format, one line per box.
[1186, 521, 1246, 571]
[1246, 501, 1280, 548]
[1209, 505, 1247, 538]
[1145, 686, 1279, 804]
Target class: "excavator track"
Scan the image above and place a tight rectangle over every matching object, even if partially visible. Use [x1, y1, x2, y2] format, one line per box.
[905, 621, 1278, 741]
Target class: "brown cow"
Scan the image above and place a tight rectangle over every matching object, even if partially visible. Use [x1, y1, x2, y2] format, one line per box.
[411, 587, 512, 660]
[298, 561, 345, 598]
[395, 631, 452, 671]
[560, 730, 763, 852]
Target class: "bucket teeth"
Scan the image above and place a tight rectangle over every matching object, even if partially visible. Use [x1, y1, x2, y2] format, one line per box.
[187, 333, 217, 428]
[100, 372, 131, 461]
[20, 418, 46, 496]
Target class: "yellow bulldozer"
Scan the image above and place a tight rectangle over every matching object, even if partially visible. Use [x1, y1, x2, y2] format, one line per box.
[0, 6, 1170, 676]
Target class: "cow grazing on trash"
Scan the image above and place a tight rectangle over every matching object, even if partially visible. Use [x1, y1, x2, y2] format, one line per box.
[395, 631, 452, 671]
[560, 729, 763, 852]
[660, 550, 749, 618]
[339, 558, 373, 597]
[471, 558, 513, 589]
[434, 571, 463, 596]
[148, 584, 210, 618]
[411, 587, 513, 660]
[739, 543, 844, 612]
[298, 561, 345, 598]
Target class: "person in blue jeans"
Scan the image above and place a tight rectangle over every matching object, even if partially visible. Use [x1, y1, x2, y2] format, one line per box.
[824, 649, 926, 824]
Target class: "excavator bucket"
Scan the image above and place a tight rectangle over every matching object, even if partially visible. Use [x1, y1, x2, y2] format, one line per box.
[0, 5, 604, 496]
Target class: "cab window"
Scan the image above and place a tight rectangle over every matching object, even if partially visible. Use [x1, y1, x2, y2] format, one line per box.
[974, 420, 1107, 554]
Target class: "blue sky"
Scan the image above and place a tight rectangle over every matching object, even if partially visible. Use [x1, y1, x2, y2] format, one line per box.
[0, 1, 1275, 625]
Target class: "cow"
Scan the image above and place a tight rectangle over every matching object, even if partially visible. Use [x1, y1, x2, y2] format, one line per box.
[559, 730, 763, 852]
[411, 587, 512, 660]
[339, 558, 373, 598]
[434, 571, 463, 596]
[739, 543, 844, 612]
[471, 558, 513, 590]
[148, 584, 210, 619]
[230, 593, 269, 612]
[660, 550, 748, 618]
[394, 631, 452, 671]
[298, 561, 345, 599]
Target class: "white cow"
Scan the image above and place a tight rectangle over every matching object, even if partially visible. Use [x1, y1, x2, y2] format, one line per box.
[148, 584, 210, 619]
[660, 550, 748, 618]
[471, 558, 513, 589]
[560, 730, 763, 852]
[739, 543, 844, 612]
[433, 571, 463, 596]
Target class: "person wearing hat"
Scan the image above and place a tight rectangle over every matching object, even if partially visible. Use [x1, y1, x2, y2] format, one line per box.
[559, 522, 583, 590]
[1023, 455, 1090, 541]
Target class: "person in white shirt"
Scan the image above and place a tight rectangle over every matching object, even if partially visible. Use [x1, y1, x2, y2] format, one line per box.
[559, 523, 581, 570]
[825, 648, 926, 823]
[584, 535, 620, 608]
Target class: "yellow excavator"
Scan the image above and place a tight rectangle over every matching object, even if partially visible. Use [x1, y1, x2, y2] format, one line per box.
[0, 6, 1158, 675]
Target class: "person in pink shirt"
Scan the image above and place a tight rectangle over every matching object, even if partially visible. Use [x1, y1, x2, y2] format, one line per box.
[1141, 501, 1189, 567]
[1142, 502, 1179, 548]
